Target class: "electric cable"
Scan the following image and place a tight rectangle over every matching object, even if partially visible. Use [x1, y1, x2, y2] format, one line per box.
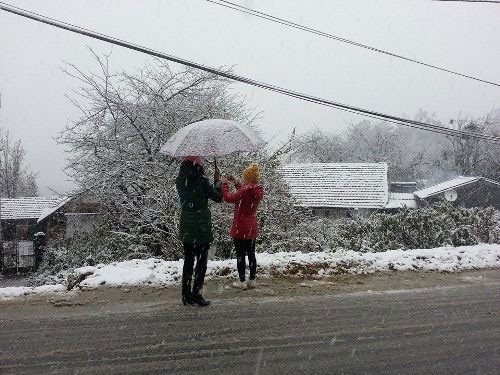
[206, 0, 500, 88]
[1, 1, 499, 144]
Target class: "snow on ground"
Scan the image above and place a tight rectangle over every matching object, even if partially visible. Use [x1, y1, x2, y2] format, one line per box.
[0, 284, 66, 300]
[1, 244, 499, 300]
[67, 244, 500, 289]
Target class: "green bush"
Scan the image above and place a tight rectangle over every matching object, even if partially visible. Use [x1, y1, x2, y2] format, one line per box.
[330, 201, 497, 252]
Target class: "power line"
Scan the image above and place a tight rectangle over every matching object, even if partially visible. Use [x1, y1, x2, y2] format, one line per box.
[1, 2, 499, 144]
[206, 0, 500, 88]
[435, 1, 500, 3]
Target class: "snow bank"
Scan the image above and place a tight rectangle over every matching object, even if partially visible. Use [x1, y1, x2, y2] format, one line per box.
[74, 244, 500, 289]
[1, 244, 499, 300]
[0, 284, 66, 300]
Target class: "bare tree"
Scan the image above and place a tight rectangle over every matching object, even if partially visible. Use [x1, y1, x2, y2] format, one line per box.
[291, 117, 443, 182]
[290, 127, 345, 163]
[283, 108, 500, 186]
[440, 114, 500, 180]
[0, 128, 38, 197]
[343, 121, 403, 163]
[58, 50, 252, 255]
[58, 50, 302, 258]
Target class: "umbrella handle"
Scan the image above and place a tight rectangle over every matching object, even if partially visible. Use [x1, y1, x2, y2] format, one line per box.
[214, 158, 221, 181]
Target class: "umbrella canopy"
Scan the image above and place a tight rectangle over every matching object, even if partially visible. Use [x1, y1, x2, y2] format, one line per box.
[160, 119, 265, 157]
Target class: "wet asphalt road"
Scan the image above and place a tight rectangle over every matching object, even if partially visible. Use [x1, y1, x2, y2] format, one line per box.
[1, 281, 499, 374]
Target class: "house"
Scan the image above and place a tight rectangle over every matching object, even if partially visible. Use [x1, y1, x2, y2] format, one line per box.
[37, 193, 102, 240]
[0, 196, 70, 272]
[0, 194, 102, 273]
[414, 176, 500, 209]
[281, 163, 500, 216]
[280, 163, 389, 218]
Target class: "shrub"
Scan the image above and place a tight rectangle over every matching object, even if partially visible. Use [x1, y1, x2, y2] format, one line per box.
[329, 201, 498, 252]
[28, 224, 157, 286]
[29, 200, 498, 285]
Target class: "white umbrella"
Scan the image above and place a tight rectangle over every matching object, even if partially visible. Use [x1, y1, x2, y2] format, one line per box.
[160, 119, 265, 157]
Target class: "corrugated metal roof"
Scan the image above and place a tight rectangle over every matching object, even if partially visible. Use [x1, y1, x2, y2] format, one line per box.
[280, 163, 389, 209]
[0, 196, 69, 220]
[385, 192, 417, 209]
[414, 176, 479, 199]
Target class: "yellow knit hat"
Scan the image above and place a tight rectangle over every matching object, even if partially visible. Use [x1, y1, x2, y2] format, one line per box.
[243, 163, 260, 183]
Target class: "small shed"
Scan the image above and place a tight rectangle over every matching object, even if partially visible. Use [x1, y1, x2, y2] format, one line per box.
[40, 193, 103, 239]
[280, 163, 389, 218]
[413, 176, 500, 209]
[1, 194, 103, 273]
[0, 196, 70, 271]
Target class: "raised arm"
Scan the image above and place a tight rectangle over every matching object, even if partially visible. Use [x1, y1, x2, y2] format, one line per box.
[227, 175, 242, 190]
[222, 181, 245, 203]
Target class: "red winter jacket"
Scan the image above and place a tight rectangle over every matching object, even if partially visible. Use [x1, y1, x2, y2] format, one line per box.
[222, 181, 264, 239]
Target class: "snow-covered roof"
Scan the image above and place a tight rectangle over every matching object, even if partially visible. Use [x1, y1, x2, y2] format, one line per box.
[280, 163, 389, 209]
[414, 176, 480, 199]
[37, 197, 73, 223]
[1, 196, 70, 221]
[385, 192, 417, 209]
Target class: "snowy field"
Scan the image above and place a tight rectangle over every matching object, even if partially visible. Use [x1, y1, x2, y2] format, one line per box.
[1, 244, 499, 300]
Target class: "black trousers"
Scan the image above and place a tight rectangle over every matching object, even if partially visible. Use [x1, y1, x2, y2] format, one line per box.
[182, 243, 209, 297]
[234, 239, 257, 282]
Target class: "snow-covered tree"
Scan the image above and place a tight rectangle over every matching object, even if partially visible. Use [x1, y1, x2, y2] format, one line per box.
[58, 51, 304, 260]
[290, 110, 500, 185]
[439, 114, 500, 180]
[290, 111, 468, 184]
[288, 127, 346, 163]
[0, 128, 38, 197]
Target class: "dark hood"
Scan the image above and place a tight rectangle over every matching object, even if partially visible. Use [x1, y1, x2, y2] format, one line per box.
[177, 160, 205, 181]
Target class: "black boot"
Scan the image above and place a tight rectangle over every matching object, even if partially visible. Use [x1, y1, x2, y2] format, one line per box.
[182, 292, 193, 306]
[181, 272, 193, 306]
[181, 244, 196, 306]
[192, 294, 211, 307]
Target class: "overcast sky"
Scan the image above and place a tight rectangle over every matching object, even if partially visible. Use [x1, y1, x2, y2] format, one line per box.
[0, 0, 499, 195]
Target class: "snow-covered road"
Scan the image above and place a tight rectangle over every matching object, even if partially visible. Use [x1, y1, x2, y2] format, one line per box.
[1, 276, 499, 374]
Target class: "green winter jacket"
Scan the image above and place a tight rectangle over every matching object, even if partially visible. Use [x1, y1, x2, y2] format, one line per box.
[176, 160, 222, 245]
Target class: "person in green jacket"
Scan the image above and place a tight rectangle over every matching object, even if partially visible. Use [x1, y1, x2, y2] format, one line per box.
[176, 156, 222, 306]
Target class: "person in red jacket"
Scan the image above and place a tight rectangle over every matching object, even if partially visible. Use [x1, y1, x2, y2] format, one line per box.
[222, 163, 264, 289]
